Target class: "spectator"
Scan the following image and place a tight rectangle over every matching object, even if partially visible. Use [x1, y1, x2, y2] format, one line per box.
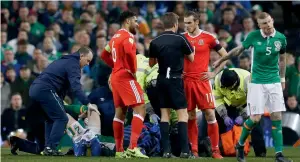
[58, 9, 75, 49]
[141, 2, 160, 30]
[19, 21, 39, 46]
[199, 11, 208, 29]
[238, 54, 251, 72]
[5, 67, 17, 83]
[107, 23, 120, 40]
[15, 39, 33, 65]
[42, 36, 62, 63]
[11, 65, 35, 106]
[286, 56, 300, 101]
[78, 32, 91, 47]
[174, 2, 185, 18]
[286, 95, 300, 115]
[32, 55, 49, 77]
[16, 6, 29, 26]
[207, 1, 216, 13]
[1, 72, 11, 112]
[218, 26, 237, 51]
[27, 48, 43, 72]
[7, 30, 35, 55]
[28, 10, 45, 45]
[150, 18, 163, 37]
[218, 7, 243, 36]
[1, 93, 27, 146]
[38, 1, 61, 27]
[250, 4, 263, 29]
[1, 31, 12, 62]
[50, 23, 63, 51]
[94, 10, 107, 31]
[91, 36, 111, 87]
[196, 1, 213, 22]
[235, 17, 255, 46]
[204, 23, 217, 36]
[1, 47, 21, 76]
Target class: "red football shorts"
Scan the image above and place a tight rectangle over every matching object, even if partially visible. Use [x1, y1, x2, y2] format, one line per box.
[111, 78, 144, 108]
[184, 80, 215, 111]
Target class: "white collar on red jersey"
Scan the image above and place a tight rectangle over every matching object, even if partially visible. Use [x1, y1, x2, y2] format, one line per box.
[187, 29, 203, 38]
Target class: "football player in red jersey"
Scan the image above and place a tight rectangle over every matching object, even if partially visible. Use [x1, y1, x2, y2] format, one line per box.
[100, 11, 148, 159]
[183, 11, 228, 159]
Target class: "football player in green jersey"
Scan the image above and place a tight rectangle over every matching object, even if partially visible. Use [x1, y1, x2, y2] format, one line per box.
[213, 12, 291, 162]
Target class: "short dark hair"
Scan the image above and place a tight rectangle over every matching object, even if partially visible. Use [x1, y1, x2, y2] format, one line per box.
[239, 54, 250, 60]
[184, 11, 200, 21]
[78, 46, 92, 55]
[10, 92, 22, 100]
[119, 10, 136, 24]
[161, 12, 179, 29]
[222, 7, 234, 15]
[220, 68, 239, 88]
[6, 66, 15, 73]
[17, 39, 28, 46]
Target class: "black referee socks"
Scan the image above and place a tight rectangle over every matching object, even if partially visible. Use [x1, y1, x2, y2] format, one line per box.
[160, 122, 171, 153]
[178, 121, 189, 154]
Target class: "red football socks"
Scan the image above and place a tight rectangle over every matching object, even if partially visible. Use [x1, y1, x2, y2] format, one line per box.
[129, 114, 144, 149]
[113, 118, 124, 152]
[207, 120, 220, 151]
[188, 119, 198, 153]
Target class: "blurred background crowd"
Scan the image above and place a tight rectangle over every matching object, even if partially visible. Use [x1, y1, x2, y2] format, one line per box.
[1, 1, 300, 145]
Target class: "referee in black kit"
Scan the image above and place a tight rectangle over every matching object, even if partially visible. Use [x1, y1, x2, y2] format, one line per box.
[149, 12, 194, 158]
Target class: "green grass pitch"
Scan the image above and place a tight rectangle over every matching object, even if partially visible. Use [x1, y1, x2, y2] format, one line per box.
[1, 147, 299, 162]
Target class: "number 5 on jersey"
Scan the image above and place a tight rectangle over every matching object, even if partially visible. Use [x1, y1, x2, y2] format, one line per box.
[266, 47, 271, 55]
[112, 41, 117, 62]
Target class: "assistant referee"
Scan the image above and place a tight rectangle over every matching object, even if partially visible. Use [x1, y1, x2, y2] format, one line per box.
[148, 12, 194, 158]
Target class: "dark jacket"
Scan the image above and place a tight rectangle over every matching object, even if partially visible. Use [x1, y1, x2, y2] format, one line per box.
[31, 52, 89, 105]
[1, 107, 27, 141]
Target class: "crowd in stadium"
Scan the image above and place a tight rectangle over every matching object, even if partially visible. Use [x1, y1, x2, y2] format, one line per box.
[1, 0, 299, 160]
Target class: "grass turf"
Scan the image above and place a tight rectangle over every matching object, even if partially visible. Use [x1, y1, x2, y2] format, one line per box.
[1, 147, 299, 162]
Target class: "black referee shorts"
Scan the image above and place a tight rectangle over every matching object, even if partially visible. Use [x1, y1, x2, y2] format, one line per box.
[157, 74, 187, 110]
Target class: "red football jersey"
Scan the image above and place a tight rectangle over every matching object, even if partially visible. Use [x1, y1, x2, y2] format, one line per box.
[104, 29, 137, 77]
[183, 30, 219, 80]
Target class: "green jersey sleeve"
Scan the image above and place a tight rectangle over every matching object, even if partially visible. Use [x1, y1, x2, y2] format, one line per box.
[242, 32, 255, 49]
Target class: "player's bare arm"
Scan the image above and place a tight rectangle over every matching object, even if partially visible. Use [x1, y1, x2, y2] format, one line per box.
[201, 47, 228, 81]
[212, 45, 245, 68]
[279, 53, 286, 90]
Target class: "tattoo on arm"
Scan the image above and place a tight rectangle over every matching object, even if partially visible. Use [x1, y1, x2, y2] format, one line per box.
[279, 54, 286, 78]
[221, 45, 245, 62]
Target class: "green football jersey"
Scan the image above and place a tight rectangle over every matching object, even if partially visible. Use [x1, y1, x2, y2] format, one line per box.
[242, 29, 287, 84]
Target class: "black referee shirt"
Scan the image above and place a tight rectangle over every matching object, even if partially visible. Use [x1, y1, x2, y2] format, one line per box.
[149, 31, 193, 78]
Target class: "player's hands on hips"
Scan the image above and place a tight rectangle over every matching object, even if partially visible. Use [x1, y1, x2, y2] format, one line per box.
[200, 71, 216, 81]
[234, 116, 244, 126]
[88, 103, 100, 115]
[224, 116, 234, 130]
[212, 59, 222, 68]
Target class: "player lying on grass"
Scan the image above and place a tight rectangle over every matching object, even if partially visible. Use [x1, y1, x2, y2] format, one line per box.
[9, 104, 101, 156]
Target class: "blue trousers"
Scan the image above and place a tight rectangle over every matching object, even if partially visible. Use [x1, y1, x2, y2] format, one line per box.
[29, 84, 68, 150]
